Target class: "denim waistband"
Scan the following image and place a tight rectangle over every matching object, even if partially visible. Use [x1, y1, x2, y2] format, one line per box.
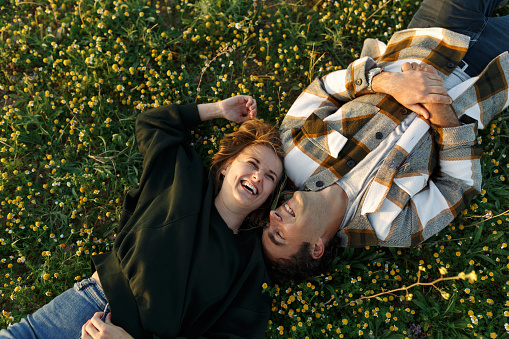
[74, 277, 109, 313]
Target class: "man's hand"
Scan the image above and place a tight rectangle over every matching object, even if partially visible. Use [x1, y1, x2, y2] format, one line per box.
[81, 312, 133, 339]
[370, 62, 451, 119]
[401, 63, 460, 127]
[198, 95, 257, 123]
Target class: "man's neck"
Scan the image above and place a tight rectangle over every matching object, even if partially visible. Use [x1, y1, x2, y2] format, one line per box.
[319, 183, 349, 241]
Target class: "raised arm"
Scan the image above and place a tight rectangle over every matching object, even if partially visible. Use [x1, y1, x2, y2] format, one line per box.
[198, 95, 257, 123]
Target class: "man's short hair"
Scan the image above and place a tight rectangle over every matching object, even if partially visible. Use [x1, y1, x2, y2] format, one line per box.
[266, 236, 342, 283]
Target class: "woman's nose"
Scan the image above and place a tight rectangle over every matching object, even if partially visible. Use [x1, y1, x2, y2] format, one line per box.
[252, 171, 261, 182]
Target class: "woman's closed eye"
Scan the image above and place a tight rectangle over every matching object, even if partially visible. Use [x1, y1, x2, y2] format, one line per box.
[249, 159, 275, 182]
[265, 173, 275, 182]
[248, 160, 258, 170]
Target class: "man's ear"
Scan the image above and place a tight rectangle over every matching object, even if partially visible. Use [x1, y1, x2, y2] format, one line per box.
[311, 238, 325, 260]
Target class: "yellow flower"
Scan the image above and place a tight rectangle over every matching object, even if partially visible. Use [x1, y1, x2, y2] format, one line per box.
[42, 273, 50, 280]
[466, 271, 478, 283]
[440, 291, 450, 300]
[438, 267, 448, 275]
[458, 272, 466, 280]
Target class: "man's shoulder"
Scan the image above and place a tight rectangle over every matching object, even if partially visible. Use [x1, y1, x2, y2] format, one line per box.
[387, 27, 470, 49]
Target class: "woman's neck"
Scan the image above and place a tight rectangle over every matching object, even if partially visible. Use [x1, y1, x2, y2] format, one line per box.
[214, 195, 247, 233]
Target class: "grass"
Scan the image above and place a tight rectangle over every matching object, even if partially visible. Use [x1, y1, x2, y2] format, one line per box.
[1, 0, 509, 337]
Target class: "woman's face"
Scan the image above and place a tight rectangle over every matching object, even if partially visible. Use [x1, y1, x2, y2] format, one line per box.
[218, 144, 283, 215]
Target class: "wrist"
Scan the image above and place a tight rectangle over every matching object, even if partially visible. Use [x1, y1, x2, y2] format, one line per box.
[367, 67, 384, 93]
[370, 70, 394, 94]
[426, 104, 461, 128]
[198, 102, 223, 121]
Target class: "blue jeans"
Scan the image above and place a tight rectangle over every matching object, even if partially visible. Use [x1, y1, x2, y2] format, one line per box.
[408, 0, 509, 76]
[0, 278, 109, 339]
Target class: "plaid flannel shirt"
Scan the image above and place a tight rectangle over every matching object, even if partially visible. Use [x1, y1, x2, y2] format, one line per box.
[282, 28, 509, 247]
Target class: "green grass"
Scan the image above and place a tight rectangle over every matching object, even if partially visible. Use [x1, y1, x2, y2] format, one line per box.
[1, 0, 509, 337]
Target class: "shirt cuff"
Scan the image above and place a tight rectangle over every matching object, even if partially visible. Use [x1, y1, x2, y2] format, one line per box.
[346, 57, 377, 96]
[432, 123, 477, 149]
[178, 103, 202, 130]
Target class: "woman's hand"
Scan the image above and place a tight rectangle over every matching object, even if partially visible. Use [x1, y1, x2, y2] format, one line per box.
[81, 312, 133, 339]
[219, 95, 257, 123]
[198, 95, 257, 123]
[370, 62, 451, 119]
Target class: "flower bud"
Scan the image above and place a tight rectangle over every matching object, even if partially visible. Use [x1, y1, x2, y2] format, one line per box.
[466, 271, 477, 283]
[438, 267, 448, 275]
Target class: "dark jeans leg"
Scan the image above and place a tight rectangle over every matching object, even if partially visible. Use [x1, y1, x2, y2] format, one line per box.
[408, 0, 509, 76]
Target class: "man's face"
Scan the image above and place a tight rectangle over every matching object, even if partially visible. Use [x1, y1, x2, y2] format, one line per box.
[262, 190, 329, 261]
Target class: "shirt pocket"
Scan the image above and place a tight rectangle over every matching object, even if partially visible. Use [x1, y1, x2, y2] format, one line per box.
[300, 113, 348, 159]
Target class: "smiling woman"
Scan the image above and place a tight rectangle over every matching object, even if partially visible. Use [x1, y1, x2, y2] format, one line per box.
[0, 95, 284, 339]
[215, 144, 282, 233]
[211, 122, 284, 231]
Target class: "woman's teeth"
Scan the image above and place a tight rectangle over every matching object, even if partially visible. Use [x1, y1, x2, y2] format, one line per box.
[241, 181, 258, 195]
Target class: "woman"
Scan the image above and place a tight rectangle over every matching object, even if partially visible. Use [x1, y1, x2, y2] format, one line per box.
[1, 95, 284, 339]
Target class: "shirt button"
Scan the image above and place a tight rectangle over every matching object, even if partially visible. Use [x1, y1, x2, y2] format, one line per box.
[447, 62, 455, 68]
[347, 159, 356, 168]
[375, 132, 383, 139]
[400, 108, 408, 115]
[316, 181, 324, 188]
[355, 79, 362, 86]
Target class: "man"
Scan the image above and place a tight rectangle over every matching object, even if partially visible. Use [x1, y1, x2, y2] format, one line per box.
[263, 0, 509, 281]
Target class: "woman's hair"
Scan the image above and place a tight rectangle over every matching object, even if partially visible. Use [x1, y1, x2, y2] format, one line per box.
[210, 119, 284, 223]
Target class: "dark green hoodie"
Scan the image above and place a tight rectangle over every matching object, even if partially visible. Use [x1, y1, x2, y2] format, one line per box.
[92, 103, 271, 339]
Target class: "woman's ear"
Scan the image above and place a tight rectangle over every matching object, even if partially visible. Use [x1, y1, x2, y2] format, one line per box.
[221, 166, 229, 176]
[311, 238, 325, 260]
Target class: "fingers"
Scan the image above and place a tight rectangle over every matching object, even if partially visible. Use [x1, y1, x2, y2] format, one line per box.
[236, 95, 257, 120]
[407, 104, 430, 120]
[401, 62, 417, 72]
[246, 97, 257, 119]
[104, 313, 112, 324]
[426, 94, 452, 105]
[81, 312, 105, 339]
[81, 319, 93, 339]
[82, 316, 100, 339]
[401, 62, 439, 75]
